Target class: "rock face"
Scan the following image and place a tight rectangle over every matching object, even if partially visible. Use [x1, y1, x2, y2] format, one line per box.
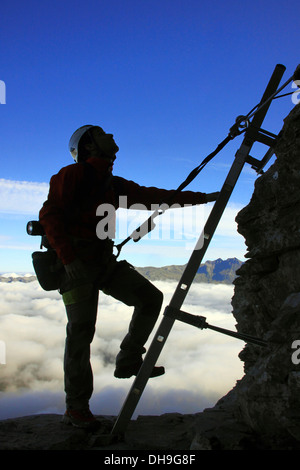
[193, 103, 300, 449]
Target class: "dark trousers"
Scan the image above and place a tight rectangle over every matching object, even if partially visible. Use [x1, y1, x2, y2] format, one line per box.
[63, 261, 163, 410]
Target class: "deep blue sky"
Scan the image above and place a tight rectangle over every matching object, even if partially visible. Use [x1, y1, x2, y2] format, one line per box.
[0, 0, 299, 272]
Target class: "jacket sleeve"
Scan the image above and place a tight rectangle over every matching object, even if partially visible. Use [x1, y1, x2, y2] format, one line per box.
[39, 166, 82, 265]
[114, 177, 207, 209]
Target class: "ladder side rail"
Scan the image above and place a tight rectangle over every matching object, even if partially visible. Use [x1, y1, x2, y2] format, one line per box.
[111, 314, 176, 436]
[169, 62, 286, 297]
[111, 64, 287, 437]
[173, 143, 248, 300]
[244, 64, 286, 145]
[111, 141, 251, 436]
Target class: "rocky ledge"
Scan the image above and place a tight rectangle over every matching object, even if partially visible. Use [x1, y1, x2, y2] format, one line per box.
[0, 412, 198, 451]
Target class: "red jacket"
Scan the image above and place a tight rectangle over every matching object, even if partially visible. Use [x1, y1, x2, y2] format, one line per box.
[39, 157, 207, 265]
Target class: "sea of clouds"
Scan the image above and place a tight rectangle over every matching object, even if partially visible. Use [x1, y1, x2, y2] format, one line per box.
[0, 278, 244, 420]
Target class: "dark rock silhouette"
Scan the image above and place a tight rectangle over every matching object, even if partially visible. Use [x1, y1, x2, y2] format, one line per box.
[192, 102, 300, 450]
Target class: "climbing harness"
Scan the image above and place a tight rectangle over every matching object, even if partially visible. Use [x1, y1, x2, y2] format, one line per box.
[109, 63, 300, 439]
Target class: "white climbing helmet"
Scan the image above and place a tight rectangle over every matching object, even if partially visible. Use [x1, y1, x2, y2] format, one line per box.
[68, 125, 94, 162]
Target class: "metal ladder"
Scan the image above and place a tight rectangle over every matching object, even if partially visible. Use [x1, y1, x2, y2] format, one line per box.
[110, 63, 287, 438]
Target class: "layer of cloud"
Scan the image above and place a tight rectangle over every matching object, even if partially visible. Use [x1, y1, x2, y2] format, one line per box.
[0, 279, 244, 420]
[0, 179, 49, 215]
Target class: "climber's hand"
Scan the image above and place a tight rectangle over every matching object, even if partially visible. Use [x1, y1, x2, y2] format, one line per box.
[205, 192, 219, 202]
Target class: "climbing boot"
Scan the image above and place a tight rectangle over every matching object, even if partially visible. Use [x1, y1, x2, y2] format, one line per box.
[114, 360, 165, 379]
[62, 408, 100, 430]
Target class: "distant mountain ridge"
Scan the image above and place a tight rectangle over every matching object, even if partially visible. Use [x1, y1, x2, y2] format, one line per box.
[0, 258, 243, 285]
[0, 273, 36, 283]
[136, 257, 243, 284]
